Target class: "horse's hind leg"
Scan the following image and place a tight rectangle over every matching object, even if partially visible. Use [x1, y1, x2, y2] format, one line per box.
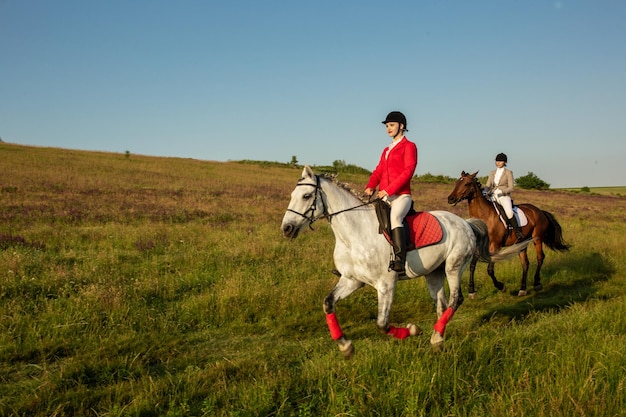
[426, 266, 464, 351]
[323, 276, 364, 359]
[532, 240, 546, 292]
[425, 267, 447, 317]
[517, 249, 531, 296]
[487, 261, 506, 292]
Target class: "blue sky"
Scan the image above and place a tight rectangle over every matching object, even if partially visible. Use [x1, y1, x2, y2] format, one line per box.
[2, 1, 625, 188]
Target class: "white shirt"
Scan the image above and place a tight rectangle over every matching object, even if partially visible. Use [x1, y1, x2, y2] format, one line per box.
[385, 136, 404, 159]
[494, 167, 505, 186]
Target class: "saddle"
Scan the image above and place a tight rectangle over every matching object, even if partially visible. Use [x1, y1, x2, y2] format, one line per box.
[374, 199, 443, 251]
[490, 200, 528, 227]
[489, 199, 529, 246]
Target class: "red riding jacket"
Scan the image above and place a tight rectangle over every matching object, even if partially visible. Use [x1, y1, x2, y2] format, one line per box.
[366, 137, 418, 196]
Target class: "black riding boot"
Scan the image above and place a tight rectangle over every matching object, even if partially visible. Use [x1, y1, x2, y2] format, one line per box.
[390, 227, 407, 275]
[508, 215, 524, 242]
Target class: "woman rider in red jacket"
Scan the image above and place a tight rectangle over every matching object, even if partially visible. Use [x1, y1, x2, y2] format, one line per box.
[364, 111, 418, 275]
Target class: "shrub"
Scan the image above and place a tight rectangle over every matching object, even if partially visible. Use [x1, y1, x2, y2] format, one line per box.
[516, 171, 550, 190]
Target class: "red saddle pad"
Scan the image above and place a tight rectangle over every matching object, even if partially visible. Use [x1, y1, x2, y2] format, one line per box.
[406, 212, 443, 250]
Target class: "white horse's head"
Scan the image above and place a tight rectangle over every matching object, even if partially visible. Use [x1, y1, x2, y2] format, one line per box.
[281, 165, 326, 239]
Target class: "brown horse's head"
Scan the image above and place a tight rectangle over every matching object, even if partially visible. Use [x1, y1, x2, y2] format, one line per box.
[447, 171, 481, 206]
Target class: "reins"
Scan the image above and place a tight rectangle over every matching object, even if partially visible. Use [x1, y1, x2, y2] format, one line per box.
[286, 175, 380, 229]
[323, 199, 379, 222]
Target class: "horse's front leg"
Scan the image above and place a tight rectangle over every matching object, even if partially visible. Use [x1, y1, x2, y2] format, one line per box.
[376, 276, 421, 340]
[323, 275, 364, 359]
[468, 254, 478, 299]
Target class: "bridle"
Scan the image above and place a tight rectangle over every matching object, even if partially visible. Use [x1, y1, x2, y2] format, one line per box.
[450, 177, 480, 206]
[286, 175, 378, 229]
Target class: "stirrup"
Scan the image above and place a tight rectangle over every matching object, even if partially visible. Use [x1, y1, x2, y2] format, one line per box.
[389, 260, 406, 275]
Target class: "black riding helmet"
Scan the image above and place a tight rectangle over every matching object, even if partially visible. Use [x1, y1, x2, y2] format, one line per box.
[495, 153, 508, 162]
[381, 111, 408, 131]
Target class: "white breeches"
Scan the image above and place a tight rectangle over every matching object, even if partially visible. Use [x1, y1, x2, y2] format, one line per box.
[495, 194, 514, 218]
[387, 194, 413, 229]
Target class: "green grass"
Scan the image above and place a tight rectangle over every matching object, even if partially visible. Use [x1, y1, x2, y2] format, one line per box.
[1, 143, 626, 416]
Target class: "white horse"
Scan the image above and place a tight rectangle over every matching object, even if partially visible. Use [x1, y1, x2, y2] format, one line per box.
[281, 166, 529, 358]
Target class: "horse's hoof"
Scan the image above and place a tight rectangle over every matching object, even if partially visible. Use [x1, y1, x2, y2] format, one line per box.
[518, 290, 528, 297]
[338, 339, 354, 359]
[431, 340, 444, 352]
[407, 323, 422, 337]
[430, 330, 444, 351]
[534, 284, 543, 292]
[469, 292, 477, 300]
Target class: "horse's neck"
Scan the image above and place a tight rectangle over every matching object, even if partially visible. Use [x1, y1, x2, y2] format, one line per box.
[320, 180, 380, 244]
[469, 187, 497, 218]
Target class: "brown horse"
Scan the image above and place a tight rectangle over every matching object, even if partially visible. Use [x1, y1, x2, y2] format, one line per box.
[447, 171, 570, 297]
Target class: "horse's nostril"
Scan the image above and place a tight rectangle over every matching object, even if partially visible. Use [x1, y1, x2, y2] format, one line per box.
[282, 224, 294, 237]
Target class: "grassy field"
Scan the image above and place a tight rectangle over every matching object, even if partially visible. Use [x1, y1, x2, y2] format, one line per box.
[557, 186, 626, 197]
[1, 143, 625, 416]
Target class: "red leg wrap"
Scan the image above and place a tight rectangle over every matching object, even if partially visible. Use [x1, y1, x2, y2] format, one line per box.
[387, 325, 411, 340]
[325, 313, 343, 340]
[433, 307, 455, 336]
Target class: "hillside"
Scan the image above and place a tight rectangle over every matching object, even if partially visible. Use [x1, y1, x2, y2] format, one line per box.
[1, 142, 625, 416]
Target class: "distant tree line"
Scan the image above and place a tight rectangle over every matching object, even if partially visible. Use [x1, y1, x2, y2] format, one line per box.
[235, 158, 551, 190]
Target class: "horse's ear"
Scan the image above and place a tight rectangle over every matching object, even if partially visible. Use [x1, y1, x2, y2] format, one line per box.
[302, 165, 314, 179]
[461, 170, 466, 176]
[470, 171, 479, 178]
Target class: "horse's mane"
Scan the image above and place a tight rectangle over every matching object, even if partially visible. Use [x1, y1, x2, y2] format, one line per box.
[473, 177, 484, 191]
[319, 173, 368, 202]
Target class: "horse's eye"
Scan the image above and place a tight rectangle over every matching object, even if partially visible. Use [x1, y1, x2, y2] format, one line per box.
[303, 193, 312, 200]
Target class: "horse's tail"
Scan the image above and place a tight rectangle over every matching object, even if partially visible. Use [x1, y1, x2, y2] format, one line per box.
[490, 239, 535, 262]
[466, 217, 535, 263]
[466, 218, 491, 263]
[542, 210, 571, 252]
